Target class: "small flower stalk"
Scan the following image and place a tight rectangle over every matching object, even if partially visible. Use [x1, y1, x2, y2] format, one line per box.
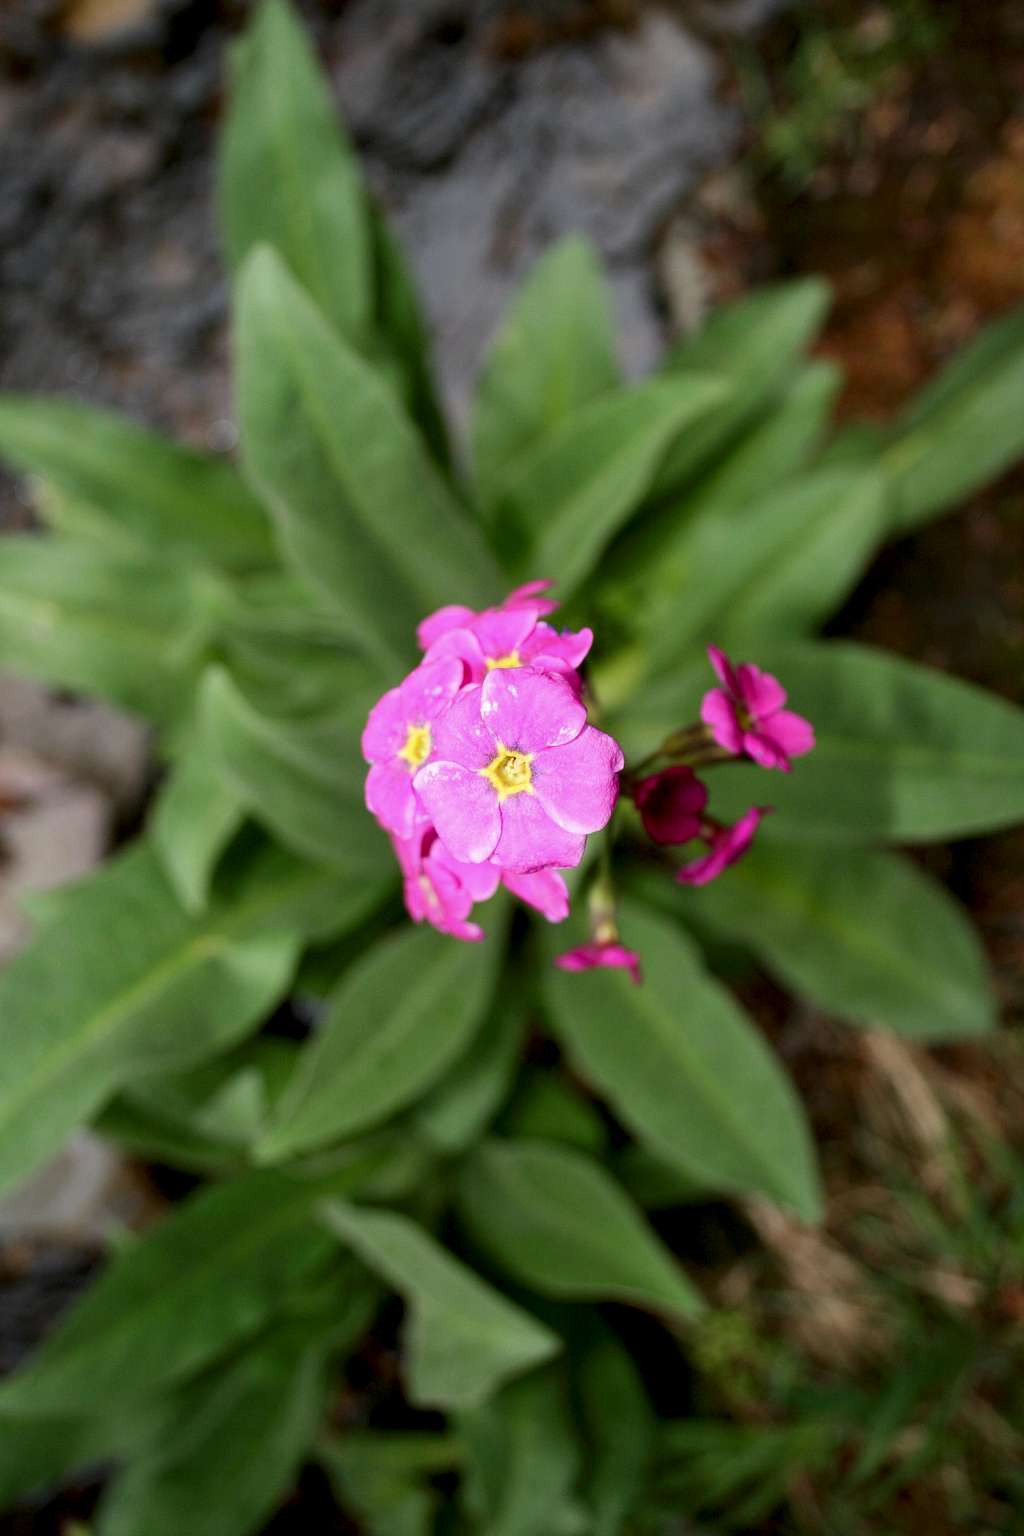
[362, 589, 814, 979]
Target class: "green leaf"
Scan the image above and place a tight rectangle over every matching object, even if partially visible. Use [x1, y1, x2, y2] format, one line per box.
[99, 1038, 299, 1172]
[608, 359, 840, 637]
[459, 1367, 582, 1536]
[198, 666, 387, 875]
[644, 465, 887, 670]
[472, 236, 620, 506]
[0, 536, 202, 724]
[93, 1322, 330, 1536]
[414, 996, 525, 1155]
[666, 843, 995, 1040]
[258, 919, 503, 1161]
[0, 839, 367, 1196]
[323, 1202, 560, 1410]
[0, 1162, 382, 1415]
[368, 199, 452, 471]
[885, 304, 1024, 530]
[151, 748, 247, 913]
[544, 903, 822, 1219]
[219, 0, 371, 348]
[720, 466, 887, 642]
[0, 398, 273, 569]
[694, 641, 1024, 844]
[494, 376, 725, 597]
[236, 247, 501, 665]
[652, 279, 831, 498]
[320, 1432, 458, 1536]
[457, 1138, 703, 1318]
[577, 1331, 656, 1536]
[501, 1070, 608, 1155]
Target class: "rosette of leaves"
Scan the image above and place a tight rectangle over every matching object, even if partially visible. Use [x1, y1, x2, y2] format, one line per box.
[1, 3, 1024, 1531]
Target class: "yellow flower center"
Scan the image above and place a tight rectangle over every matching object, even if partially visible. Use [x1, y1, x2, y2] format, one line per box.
[485, 650, 522, 671]
[398, 722, 431, 771]
[480, 744, 534, 800]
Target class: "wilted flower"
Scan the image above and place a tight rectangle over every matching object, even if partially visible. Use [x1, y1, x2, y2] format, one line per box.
[676, 807, 768, 887]
[555, 941, 642, 985]
[634, 764, 708, 845]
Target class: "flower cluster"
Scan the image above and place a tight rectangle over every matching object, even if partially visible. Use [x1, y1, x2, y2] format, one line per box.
[362, 582, 623, 942]
[361, 585, 815, 983]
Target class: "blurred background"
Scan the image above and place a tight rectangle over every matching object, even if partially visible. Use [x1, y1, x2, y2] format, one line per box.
[2, 2, 1024, 1531]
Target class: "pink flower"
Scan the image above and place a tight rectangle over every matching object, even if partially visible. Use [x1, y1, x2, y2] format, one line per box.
[413, 668, 623, 873]
[361, 657, 464, 839]
[503, 579, 559, 615]
[676, 807, 767, 886]
[555, 941, 642, 985]
[700, 646, 815, 772]
[502, 867, 570, 923]
[393, 826, 500, 942]
[425, 608, 593, 687]
[634, 765, 708, 845]
[416, 580, 558, 651]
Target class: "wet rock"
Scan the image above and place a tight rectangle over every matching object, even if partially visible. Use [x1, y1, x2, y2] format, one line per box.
[339, 2, 745, 422]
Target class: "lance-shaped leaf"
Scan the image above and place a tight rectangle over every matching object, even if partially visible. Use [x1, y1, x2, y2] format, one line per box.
[0, 840, 373, 1196]
[0, 536, 201, 724]
[368, 199, 451, 471]
[323, 1203, 560, 1411]
[644, 465, 887, 669]
[0, 398, 272, 569]
[320, 1431, 457, 1536]
[151, 747, 247, 912]
[618, 359, 840, 635]
[459, 1367, 582, 1536]
[258, 918, 503, 1161]
[652, 278, 831, 498]
[544, 904, 821, 1220]
[457, 1138, 703, 1318]
[577, 1330, 656, 1536]
[414, 997, 525, 1155]
[666, 844, 995, 1041]
[698, 642, 1024, 844]
[236, 248, 501, 665]
[472, 236, 620, 506]
[884, 305, 1024, 530]
[219, 0, 372, 348]
[93, 1322, 331, 1536]
[198, 666, 387, 875]
[494, 376, 724, 597]
[0, 1163, 381, 1415]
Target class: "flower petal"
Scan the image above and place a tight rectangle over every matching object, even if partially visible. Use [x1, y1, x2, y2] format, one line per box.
[492, 791, 585, 873]
[742, 729, 789, 771]
[480, 668, 586, 753]
[423, 626, 487, 681]
[634, 766, 708, 845]
[472, 606, 539, 662]
[522, 623, 593, 671]
[502, 867, 569, 922]
[430, 684, 494, 769]
[700, 688, 743, 754]
[398, 656, 465, 723]
[413, 760, 501, 864]
[417, 604, 476, 649]
[764, 709, 815, 760]
[365, 759, 418, 838]
[529, 725, 623, 836]
[707, 644, 739, 695]
[736, 662, 786, 720]
[361, 683, 406, 763]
